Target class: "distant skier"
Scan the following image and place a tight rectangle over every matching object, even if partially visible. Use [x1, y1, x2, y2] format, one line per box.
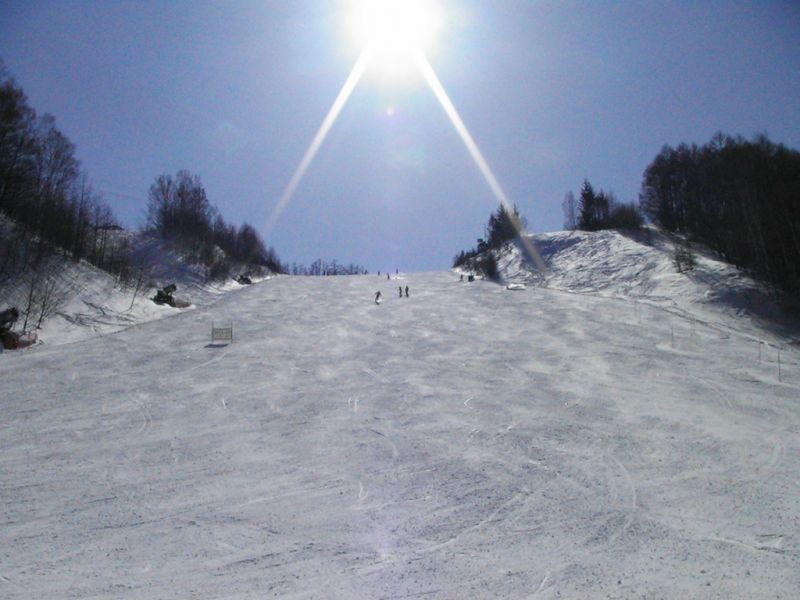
[387, 273, 390, 280]
[375, 291, 382, 304]
[398, 286, 403, 297]
[405, 286, 409, 298]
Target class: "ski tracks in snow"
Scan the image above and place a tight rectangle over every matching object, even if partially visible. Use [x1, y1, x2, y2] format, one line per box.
[4, 270, 800, 598]
[128, 392, 154, 435]
[607, 453, 638, 544]
[690, 373, 734, 411]
[413, 491, 528, 556]
[688, 372, 789, 479]
[368, 428, 400, 461]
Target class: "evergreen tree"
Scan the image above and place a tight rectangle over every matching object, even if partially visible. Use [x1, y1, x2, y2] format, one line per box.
[577, 180, 597, 230]
[485, 204, 526, 249]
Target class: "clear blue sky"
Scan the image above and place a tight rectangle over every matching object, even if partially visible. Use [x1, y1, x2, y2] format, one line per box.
[2, 1, 799, 272]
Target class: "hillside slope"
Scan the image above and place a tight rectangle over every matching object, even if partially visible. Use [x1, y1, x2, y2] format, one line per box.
[1, 261, 798, 597]
[0, 229, 266, 347]
[497, 228, 797, 344]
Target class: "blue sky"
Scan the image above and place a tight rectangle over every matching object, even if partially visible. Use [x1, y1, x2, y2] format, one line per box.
[1, 1, 799, 271]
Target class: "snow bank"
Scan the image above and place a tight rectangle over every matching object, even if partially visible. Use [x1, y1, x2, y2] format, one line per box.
[498, 228, 797, 344]
[0, 228, 270, 347]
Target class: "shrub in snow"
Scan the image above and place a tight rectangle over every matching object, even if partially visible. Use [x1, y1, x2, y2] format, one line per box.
[673, 239, 696, 273]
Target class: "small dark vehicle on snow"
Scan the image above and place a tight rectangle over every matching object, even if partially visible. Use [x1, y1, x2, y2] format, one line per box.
[0, 307, 35, 349]
[152, 283, 178, 307]
[1, 307, 20, 349]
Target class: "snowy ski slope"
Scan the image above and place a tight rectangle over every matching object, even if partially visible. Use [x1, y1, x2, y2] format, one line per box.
[1, 231, 799, 598]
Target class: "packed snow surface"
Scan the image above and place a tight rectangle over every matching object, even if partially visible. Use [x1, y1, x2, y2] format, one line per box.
[2, 231, 799, 598]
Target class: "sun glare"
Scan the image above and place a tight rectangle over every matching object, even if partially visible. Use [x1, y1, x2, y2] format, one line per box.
[270, 1, 547, 275]
[350, 0, 442, 80]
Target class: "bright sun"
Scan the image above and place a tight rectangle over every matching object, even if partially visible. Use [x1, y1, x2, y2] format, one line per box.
[349, 0, 442, 80]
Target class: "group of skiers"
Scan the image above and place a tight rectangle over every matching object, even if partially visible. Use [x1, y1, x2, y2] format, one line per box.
[374, 269, 409, 304]
[374, 283, 410, 304]
[374, 286, 409, 304]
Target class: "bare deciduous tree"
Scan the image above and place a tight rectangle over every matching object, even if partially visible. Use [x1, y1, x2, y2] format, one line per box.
[19, 267, 68, 331]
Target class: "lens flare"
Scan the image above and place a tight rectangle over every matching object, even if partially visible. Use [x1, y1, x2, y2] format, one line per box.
[268, 4, 548, 276]
[266, 48, 372, 235]
[414, 51, 549, 274]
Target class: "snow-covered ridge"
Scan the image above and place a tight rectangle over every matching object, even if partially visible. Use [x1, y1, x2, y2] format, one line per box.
[4, 226, 796, 349]
[0, 229, 269, 348]
[498, 228, 797, 343]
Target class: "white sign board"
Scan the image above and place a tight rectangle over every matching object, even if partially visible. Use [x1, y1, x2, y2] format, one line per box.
[211, 322, 233, 344]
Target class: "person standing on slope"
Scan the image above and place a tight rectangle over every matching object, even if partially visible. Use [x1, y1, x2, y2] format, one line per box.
[375, 291, 382, 304]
